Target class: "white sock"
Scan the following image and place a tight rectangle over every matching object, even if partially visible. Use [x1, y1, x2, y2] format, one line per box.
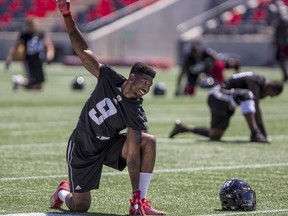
[139, 172, 152, 199]
[58, 190, 70, 204]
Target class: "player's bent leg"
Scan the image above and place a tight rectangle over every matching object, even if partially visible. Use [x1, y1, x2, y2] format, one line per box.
[26, 83, 42, 90]
[168, 120, 187, 138]
[129, 133, 166, 215]
[66, 191, 91, 212]
[209, 128, 224, 141]
[140, 133, 156, 172]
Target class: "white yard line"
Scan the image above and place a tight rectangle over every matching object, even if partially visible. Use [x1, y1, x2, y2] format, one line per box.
[3, 209, 288, 216]
[1, 162, 288, 181]
[198, 208, 288, 216]
[1, 134, 287, 148]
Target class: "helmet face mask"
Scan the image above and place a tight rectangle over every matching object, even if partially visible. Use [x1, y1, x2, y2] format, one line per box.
[219, 178, 256, 211]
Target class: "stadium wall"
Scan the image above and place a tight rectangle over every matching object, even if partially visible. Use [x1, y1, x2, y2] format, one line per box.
[202, 35, 275, 67]
[87, 0, 211, 66]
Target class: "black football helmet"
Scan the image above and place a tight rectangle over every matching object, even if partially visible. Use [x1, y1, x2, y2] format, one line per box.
[71, 76, 85, 90]
[153, 82, 166, 96]
[219, 178, 256, 211]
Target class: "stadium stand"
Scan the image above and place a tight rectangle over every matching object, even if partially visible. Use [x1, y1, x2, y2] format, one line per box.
[0, 0, 57, 30]
[176, 0, 288, 67]
[202, 0, 284, 35]
[0, 0, 159, 32]
[3, 0, 285, 67]
[0, 0, 168, 68]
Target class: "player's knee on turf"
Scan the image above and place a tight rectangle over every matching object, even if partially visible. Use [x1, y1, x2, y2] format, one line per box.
[68, 202, 90, 212]
[67, 193, 91, 212]
[141, 133, 156, 152]
[209, 128, 225, 141]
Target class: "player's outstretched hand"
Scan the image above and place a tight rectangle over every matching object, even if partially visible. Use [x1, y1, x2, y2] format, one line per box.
[55, 0, 71, 16]
[132, 190, 146, 216]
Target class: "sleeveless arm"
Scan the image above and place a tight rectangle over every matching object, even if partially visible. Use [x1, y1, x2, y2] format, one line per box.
[63, 15, 100, 78]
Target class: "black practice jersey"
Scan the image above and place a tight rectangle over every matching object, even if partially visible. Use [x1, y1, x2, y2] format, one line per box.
[221, 72, 266, 99]
[76, 65, 147, 138]
[20, 31, 46, 61]
[183, 48, 216, 68]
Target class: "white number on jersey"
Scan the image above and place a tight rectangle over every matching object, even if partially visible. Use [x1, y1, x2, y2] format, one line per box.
[89, 98, 117, 125]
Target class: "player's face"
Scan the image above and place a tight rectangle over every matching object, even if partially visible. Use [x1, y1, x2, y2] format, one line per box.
[267, 84, 282, 97]
[25, 19, 38, 34]
[131, 74, 153, 98]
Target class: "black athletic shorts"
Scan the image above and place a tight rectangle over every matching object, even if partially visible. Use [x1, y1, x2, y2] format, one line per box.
[66, 128, 127, 193]
[24, 58, 45, 85]
[208, 94, 234, 130]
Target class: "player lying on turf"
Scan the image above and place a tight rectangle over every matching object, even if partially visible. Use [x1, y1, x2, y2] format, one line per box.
[169, 71, 284, 143]
[50, 0, 166, 215]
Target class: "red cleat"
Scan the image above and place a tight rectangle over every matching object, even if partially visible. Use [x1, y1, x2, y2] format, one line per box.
[50, 180, 70, 208]
[129, 198, 166, 215]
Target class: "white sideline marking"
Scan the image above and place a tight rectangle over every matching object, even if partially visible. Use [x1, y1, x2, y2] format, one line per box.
[3, 209, 288, 216]
[198, 208, 288, 216]
[3, 214, 67, 216]
[0, 134, 287, 148]
[156, 162, 288, 173]
[1, 162, 288, 181]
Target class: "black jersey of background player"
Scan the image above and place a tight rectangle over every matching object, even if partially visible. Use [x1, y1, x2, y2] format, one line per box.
[20, 31, 46, 62]
[221, 72, 266, 99]
[183, 47, 216, 74]
[76, 65, 147, 138]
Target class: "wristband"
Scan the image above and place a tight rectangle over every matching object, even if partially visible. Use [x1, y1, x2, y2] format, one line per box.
[63, 12, 71, 17]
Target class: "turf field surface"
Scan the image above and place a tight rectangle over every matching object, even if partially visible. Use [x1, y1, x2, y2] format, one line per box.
[0, 62, 288, 216]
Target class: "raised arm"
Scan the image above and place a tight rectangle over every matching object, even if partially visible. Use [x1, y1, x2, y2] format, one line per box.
[55, 0, 100, 78]
[5, 37, 23, 70]
[44, 34, 55, 63]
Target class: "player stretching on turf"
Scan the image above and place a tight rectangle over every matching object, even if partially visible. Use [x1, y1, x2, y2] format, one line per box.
[5, 17, 55, 90]
[169, 72, 283, 143]
[50, 1, 166, 215]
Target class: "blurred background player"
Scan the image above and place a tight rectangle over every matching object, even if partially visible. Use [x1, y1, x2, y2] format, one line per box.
[49, 0, 166, 215]
[175, 41, 217, 96]
[217, 52, 241, 74]
[175, 41, 241, 96]
[5, 17, 55, 90]
[273, 11, 288, 82]
[169, 71, 283, 143]
[199, 53, 241, 88]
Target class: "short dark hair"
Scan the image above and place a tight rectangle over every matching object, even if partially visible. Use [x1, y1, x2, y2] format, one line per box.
[270, 80, 284, 95]
[130, 62, 156, 78]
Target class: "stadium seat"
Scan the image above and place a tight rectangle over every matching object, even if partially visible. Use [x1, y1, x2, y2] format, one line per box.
[0, 0, 159, 31]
